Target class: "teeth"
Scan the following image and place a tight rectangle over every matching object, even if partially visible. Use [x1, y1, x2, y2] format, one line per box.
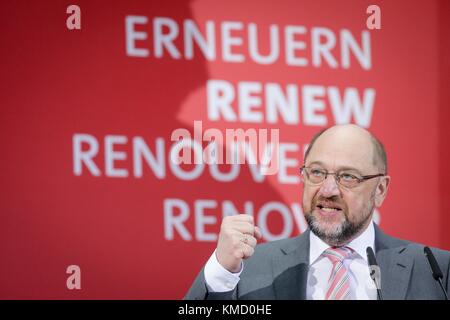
[321, 207, 338, 212]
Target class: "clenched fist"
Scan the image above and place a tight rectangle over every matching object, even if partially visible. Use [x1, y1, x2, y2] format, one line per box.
[216, 214, 262, 273]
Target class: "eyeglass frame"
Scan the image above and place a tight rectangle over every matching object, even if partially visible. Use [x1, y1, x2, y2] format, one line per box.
[300, 165, 386, 188]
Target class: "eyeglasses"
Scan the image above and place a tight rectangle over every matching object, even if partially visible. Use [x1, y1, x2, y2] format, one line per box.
[300, 166, 385, 188]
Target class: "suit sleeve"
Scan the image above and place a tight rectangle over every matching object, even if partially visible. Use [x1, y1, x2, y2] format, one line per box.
[445, 253, 450, 296]
[184, 267, 237, 300]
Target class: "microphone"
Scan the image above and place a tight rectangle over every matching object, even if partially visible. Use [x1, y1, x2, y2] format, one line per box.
[366, 247, 383, 300]
[424, 246, 449, 300]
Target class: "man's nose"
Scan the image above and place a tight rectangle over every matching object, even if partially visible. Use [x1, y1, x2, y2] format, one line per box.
[318, 174, 341, 197]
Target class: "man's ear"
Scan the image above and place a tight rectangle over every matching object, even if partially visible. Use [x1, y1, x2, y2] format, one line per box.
[374, 175, 391, 207]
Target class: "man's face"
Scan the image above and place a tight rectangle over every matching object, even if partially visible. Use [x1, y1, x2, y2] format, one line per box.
[302, 127, 390, 246]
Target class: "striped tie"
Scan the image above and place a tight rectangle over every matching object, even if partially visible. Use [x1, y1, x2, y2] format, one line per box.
[322, 246, 353, 300]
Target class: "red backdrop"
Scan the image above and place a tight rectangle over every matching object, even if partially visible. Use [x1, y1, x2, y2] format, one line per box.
[1, 0, 449, 299]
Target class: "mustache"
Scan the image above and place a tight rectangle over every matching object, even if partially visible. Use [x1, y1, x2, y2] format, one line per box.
[312, 195, 347, 210]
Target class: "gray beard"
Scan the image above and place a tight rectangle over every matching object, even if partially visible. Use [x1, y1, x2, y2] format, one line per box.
[305, 201, 374, 246]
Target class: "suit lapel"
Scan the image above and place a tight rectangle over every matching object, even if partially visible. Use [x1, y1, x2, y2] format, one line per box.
[374, 225, 414, 300]
[269, 226, 414, 300]
[273, 230, 310, 300]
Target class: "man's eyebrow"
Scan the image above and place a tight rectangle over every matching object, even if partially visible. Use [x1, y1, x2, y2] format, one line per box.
[336, 166, 363, 174]
[306, 161, 324, 167]
[306, 161, 362, 173]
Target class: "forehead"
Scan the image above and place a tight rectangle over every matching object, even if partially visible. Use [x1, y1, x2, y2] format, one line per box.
[306, 128, 376, 172]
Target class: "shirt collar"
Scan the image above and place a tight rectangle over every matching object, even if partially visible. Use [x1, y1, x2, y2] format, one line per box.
[309, 220, 376, 265]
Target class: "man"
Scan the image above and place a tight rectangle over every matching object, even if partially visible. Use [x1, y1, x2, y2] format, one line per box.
[185, 124, 450, 300]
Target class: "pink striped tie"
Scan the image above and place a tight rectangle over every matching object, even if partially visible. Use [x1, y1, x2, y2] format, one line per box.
[322, 246, 353, 300]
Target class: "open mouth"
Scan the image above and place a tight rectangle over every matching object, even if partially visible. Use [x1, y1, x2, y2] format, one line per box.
[316, 203, 343, 212]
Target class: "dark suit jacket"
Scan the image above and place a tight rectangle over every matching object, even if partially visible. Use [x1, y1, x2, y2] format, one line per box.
[185, 225, 450, 300]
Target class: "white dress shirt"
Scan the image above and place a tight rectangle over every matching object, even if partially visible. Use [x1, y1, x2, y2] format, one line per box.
[204, 250, 243, 292]
[204, 221, 378, 299]
[307, 221, 377, 300]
